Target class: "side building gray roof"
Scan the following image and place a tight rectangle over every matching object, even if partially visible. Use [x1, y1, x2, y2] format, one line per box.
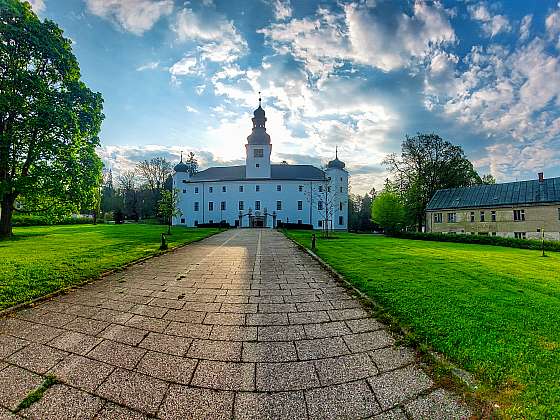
[426, 177, 560, 211]
[188, 164, 325, 182]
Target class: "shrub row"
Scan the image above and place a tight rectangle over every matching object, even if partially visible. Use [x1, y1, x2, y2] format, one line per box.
[390, 231, 560, 252]
[277, 221, 313, 230]
[197, 222, 230, 228]
[12, 214, 97, 227]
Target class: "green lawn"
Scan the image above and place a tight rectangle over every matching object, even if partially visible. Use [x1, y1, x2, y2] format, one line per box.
[0, 224, 219, 310]
[286, 231, 560, 419]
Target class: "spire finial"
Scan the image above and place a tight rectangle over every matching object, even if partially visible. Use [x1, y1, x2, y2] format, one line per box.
[335, 146, 338, 159]
[180, 150, 183, 163]
[258, 91, 262, 107]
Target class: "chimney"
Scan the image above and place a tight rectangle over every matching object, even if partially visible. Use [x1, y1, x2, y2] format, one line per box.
[538, 172, 544, 182]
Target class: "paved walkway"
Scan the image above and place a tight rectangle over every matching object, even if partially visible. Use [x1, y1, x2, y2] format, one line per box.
[0, 229, 471, 419]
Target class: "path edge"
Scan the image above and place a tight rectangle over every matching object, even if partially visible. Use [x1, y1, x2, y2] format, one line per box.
[0, 229, 224, 318]
[282, 230, 490, 418]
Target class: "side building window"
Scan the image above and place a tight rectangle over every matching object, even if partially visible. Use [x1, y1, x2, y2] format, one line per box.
[276, 201, 282, 211]
[255, 200, 261, 211]
[239, 201, 244, 211]
[318, 201, 323, 211]
[221, 201, 226, 211]
[491, 211, 496, 222]
[513, 209, 525, 221]
[297, 200, 303, 211]
[239, 185, 244, 192]
[514, 232, 527, 239]
[447, 213, 456, 223]
[194, 202, 199, 212]
[276, 185, 281, 191]
[208, 202, 214, 211]
[434, 213, 442, 223]
[480, 211, 485, 222]
[470, 212, 475, 222]
[194, 187, 199, 193]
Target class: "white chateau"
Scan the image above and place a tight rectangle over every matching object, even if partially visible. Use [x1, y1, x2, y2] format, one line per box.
[172, 100, 349, 230]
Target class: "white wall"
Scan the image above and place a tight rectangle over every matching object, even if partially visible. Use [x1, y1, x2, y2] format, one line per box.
[172, 174, 349, 230]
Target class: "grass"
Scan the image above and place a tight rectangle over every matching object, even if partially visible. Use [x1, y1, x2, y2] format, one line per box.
[14, 375, 58, 413]
[0, 224, 219, 310]
[285, 231, 560, 419]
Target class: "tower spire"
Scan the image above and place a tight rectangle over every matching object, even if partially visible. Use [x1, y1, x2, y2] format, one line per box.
[180, 150, 183, 163]
[335, 146, 338, 159]
[258, 91, 262, 107]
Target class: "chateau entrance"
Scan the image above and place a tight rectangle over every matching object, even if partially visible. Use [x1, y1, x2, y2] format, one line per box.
[249, 215, 266, 228]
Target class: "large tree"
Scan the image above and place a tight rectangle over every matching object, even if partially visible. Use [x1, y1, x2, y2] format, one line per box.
[0, 0, 104, 237]
[384, 133, 481, 231]
[137, 157, 172, 192]
[371, 190, 405, 233]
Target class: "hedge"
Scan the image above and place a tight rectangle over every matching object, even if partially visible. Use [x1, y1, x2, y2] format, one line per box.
[390, 231, 560, 252]
[12, 214, 97, 227]
[276, 221, 313, 230]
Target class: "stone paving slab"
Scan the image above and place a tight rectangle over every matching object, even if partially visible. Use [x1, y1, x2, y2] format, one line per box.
[0, 229, 471, 419]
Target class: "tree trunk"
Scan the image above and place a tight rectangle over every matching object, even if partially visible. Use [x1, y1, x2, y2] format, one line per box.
[167, 220, 171, 235]
[0, 194, 14, 238]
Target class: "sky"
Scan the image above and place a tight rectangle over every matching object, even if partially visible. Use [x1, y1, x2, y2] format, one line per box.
[30, 0, 560, 194]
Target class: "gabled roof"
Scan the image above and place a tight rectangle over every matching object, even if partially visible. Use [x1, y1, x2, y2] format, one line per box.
[189, 164, 325, 182]
[426, 177, 560, 210]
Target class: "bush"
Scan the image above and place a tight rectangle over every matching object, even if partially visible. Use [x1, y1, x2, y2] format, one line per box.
[12, 214, 95, 227]
[390, 231, 560, 252]
[197, 222, 230, 228]
[277, 221, 313, 230]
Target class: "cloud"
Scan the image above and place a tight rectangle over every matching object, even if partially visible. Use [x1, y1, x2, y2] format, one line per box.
[519, 14, 532, 42]
[27, 0, 45, 13]
[86, 0, 173, 35]
[259, 1, 456, 76]
[172, 8, 247, 63]
[468, 3, 511, 37]
[546, 6, 560, 48]
[186, 105, 199, 113]
[169, 56, 198, 76]
[136, 61, 160, 71]
[272, 0, 292, 21]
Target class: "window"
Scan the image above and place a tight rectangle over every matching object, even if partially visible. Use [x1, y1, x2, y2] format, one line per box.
[470, 212, 475, 222]
[491, 232, 497, 236]
[340, 186, 343, 193]
[239, 201, 244, 211]
[194, 220, 198, 226]
[208, 202, 214, 211]
[434, 213, 442, 223]
[318, 201, 324, 211]
[513, 209, 525, 221]
[239, 185, 244, 192]
[327, 186, 331, 192]
[298, 185, 303, 192]
[255, 185, 260, 192]
[222, 186, 226, 192]
[182, 180, 187, 184]
[209, 186, 213, 193]
[447, 213, 456, 223]
[194, 202, 199, 212]
[181, 218, 185, 224]
[255, 200, 261, 211]
[558, 208, 560, 220]
[255, 163, 260, 168]
[221, 201, 226, 211]
[318, 185, 323, 192]
[339, 202, 343, 211]
[194, 187, 199, 193]
[298, 220, 302, 224]
[276, 185, 281, 191]
[297, 200, 303, 211]
[514, 232, 527, 239]
[480, 211, 485, 222]
[254, 148, 264, 158]
[318, 220, 323, 227]
[339, 216, 344, 225]
[491, 211, 496, 222]
[182, 189, 186, 193]
[276, 200, 282, 211]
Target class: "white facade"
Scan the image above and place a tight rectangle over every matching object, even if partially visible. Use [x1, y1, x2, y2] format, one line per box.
[172, 103, 349, 230]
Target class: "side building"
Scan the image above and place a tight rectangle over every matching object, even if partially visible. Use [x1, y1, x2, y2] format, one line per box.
[172, 101, 349, 230]
[426, 173, 560, 240]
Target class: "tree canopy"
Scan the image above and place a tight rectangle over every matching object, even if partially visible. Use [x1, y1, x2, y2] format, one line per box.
[0, 0, 104, 237]
[371, 190, 404, 233]
[384, 133, 482, 231]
